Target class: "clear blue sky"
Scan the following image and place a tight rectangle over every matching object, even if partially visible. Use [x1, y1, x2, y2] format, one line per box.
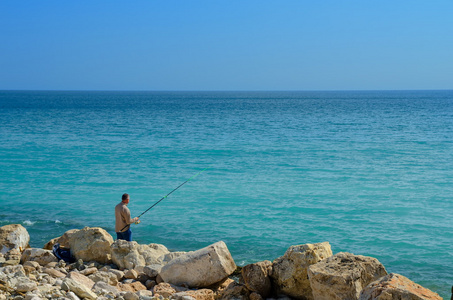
[1, 1, 452, 91]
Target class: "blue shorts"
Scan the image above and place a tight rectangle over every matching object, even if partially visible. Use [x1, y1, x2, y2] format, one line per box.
[116, 228, 132, 241]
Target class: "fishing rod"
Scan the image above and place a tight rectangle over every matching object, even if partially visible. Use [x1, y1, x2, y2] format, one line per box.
[120, 167, 210, 232]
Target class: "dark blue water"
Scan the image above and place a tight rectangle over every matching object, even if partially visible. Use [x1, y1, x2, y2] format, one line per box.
[1, 90, 452, 298]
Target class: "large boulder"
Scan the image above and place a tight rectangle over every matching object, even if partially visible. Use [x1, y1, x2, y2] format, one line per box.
[271, 242, 333, 300]
[242, 260, 273, 298]
[68, 227, 113, 264]
[0, 224, 30, 254]
[308, 252, 388, 300]
[43, 229, 79, 250]
[111, 239, 170, 270]
[359, 273, 442, 300]
[159, 241, 236, 288]
[20, 248, 58, 266]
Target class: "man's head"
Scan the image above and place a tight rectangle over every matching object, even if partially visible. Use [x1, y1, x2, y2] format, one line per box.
[122, 193, 130, 204]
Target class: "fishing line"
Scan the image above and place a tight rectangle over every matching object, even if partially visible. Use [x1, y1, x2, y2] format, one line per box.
[120, 166, 210, 232]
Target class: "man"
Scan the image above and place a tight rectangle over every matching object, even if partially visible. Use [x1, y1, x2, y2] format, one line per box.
[115, 193, 139, 241]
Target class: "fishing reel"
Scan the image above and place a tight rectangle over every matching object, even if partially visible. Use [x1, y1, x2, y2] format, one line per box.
[135, 220, 141, 225]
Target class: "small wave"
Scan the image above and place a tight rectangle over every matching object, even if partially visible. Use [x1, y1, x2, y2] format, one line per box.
[23, 220, 35, 226]
[55, 220, 62, 224]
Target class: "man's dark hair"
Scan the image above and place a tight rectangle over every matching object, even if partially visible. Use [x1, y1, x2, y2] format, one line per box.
[122, 193, 129, 201]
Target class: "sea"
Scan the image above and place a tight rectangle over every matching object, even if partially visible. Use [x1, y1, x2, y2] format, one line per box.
[1, 90, 452, 298]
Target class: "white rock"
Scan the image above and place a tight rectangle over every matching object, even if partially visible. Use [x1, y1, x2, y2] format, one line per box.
[159, 241, 236, 288]
[111, 239, 170, 270]
[0, 224, 30, 254]
[68, 227, 114, 264]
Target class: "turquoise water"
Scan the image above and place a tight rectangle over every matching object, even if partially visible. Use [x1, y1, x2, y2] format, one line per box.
[1, 90, 452, 298]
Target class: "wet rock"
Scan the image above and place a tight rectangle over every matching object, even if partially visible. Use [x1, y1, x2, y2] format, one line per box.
[271, 241, 333, 300]
[242, 260, 272, 298]
[68, 227, 114, 264]
[160, 241, 236, 288]
[0, 224, 30, 255]
[359, 273, 442, 300]
[308, 252, 388, 300]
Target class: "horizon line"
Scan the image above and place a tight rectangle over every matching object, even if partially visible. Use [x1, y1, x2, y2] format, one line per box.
[1, 88, 453, 93]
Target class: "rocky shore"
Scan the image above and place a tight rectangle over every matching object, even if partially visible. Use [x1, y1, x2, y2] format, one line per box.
[0, 224, 443, 300]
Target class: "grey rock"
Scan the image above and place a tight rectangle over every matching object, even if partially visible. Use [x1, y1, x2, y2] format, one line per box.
[93, 281, 120, 296]
[123, 291, 139, 300]
[20, 248, 58, 266]
[143, 264, 163, 278]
